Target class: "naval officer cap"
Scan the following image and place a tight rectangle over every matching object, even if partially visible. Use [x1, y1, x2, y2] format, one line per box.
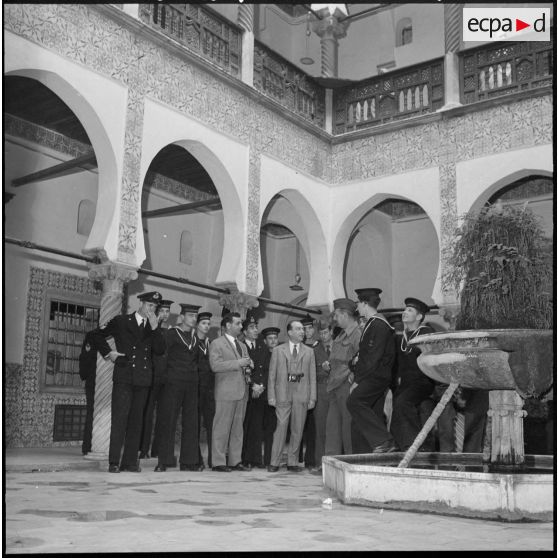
[158, 299, 174, 309]
[261, 326, 280, 338]
[355, 288, 382, 305]
[404, 297, 430, 316]
[242, 315, 258, 330]
[137, 291, 163, 303]
[197, 311, 212, 323]
[301, 313, 315, 326]
[179, 303, 201, 314]
[333, 298, 357, 313]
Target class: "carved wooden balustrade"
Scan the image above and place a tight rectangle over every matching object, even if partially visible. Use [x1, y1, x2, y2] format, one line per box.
[139, 4, 242, 77]
[253, 40, 326, 128]
[333, 59, 445, 134]
[460, 33, 553, 104]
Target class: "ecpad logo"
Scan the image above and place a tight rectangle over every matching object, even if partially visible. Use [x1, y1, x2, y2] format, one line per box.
[463, 8, 550, 42]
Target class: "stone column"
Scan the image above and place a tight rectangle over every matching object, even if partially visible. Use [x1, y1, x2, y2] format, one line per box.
[439, 3, 463, 111]
[218, 285, 259, 320]
[84, 262, 138, 461]
[238, 3, 255, 86]
[324, 88, 333, 134]
[311, 14, 349, 78]
[488, 390, 526, 469]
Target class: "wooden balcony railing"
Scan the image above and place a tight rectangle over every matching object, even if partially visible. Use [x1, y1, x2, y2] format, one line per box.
[139, 4, 242, 78]
[332, 59, 445, 134]
[253, 41, 326, 128]
[460, 34, 553, 104]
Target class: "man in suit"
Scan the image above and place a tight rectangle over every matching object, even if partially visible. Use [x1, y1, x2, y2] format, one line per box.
[267, 320, 316, 472]
[209, 312, 251, 472]
[139, 298, 173, 460]
[92, 291, 165, 473]
[79, 330, 100, 456]
[347, 288, 397, 454]
[196, 311, 215, 469]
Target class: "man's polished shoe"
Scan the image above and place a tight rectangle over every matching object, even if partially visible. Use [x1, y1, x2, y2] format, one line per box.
[120, 464, 141, 472]
[372, 440, 398, 453]
[212, 465, 232, 472]
[138, 451, 149, 459]
[287, 465, 303, 472]
[267, 465, 280, 472]
[154, 464, 166, 472]
[108, 464, 120, 473]
[180, 464, 204, 471]
[232, 463, 251, 471]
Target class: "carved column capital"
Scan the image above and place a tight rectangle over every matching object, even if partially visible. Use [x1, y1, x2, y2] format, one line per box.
[88, 261, 138, 286]
[218, 284, 259, 319]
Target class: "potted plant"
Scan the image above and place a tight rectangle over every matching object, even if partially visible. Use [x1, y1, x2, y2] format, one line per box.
[408, 201, 553, 468]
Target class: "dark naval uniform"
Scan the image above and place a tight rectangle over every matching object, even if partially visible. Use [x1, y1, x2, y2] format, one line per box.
[139, 326, 170, 458]
[347, 314, 396, 453]
[242, 341, 276, 467]
[92, 310, 165, 469]
[390, 324, 435, 451]
[156, 327, 201, 469]
[79, 330, 99, 455]
[197, 335, 215, 468]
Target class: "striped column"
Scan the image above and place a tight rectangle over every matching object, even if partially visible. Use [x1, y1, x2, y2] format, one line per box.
[238, 3, 255, 86]
[311, 15, 349, 78]
[439, 3, 463, 110]
[84, 263, 138, 461]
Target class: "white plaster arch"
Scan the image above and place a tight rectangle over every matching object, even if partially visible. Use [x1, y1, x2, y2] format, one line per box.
[455, 145, 553, 218]
[5, 31, 126, 262]
[331, 191, 441, 304]
[140, 99, 249, 290]
[261, 189, 330, 307]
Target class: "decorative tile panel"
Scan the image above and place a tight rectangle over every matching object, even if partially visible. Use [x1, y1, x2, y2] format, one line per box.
[6, 267, 101, 448]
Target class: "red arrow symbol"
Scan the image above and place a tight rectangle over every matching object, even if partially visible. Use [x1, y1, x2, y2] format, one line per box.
[516, 19, 531, 32]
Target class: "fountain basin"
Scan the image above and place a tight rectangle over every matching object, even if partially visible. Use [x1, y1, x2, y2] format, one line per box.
[322, 453, 553, 522]
[409, 329, 553, 398]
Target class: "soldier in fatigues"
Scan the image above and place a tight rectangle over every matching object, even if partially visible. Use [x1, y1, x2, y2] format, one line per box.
[347, 288, 397, 454]
[139, 299, 173, 460]
[92, 291, 165, 473]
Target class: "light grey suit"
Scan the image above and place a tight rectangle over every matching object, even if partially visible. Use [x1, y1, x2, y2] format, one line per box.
[209, 334, 249, 467]
[268, 342, 316, 467]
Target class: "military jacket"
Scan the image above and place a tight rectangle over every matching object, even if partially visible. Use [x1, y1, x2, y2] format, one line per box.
[328, 322, 361, 391]
[165, 327, 199, 385]
[79, 330, 99, 382]
[93, 313, 165, 387]
[197, 336, 213, 390]
[354, 314, 395, 384]
[152, 327, 170, 385]
[395, 324, 435, 385]
[313, 341, 331, 385]
[250, 345, 272, 387]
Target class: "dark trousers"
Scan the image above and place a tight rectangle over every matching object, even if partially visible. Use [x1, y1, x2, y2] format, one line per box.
[82, 376, 95, 454]
[298, 408, 316, 466]
[438, 388, 489, 452]
[157, 382, 200, 466]
[242, 394, 276, 466]
[313, 382, 329, 465]
[109, 383, 149, 467]
[198, 384, 215, 468]
[139, 381, 164, 455]
[390, 378, 435, 451]
[347, 377, 393, 453]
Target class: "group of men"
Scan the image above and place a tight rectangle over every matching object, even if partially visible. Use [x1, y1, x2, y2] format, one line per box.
[82, 287, 487, 474]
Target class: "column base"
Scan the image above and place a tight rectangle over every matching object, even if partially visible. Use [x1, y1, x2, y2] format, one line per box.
[437, 101, 463, 112]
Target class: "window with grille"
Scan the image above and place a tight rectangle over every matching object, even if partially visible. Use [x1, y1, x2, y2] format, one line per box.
[42, 295, 100, 392]
[53, 404, 87, 441]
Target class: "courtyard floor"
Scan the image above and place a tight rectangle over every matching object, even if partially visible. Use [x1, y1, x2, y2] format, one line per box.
[4, 447, 555, 553]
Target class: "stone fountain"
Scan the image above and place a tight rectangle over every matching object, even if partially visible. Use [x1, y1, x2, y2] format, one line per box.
[322, 328, 553, 521]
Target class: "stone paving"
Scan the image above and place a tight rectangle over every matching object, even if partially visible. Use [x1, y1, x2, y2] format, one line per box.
[4, 448, 555, 553]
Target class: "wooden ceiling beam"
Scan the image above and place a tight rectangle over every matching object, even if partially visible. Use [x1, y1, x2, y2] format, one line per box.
[142, 197, 222, 218]
[11, 153, 97, 187]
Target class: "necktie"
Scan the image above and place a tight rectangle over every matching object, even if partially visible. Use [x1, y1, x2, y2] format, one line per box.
[140, 319, 145, 329]
[234, 339, 243, 356]
[293, 345, 298, 358]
